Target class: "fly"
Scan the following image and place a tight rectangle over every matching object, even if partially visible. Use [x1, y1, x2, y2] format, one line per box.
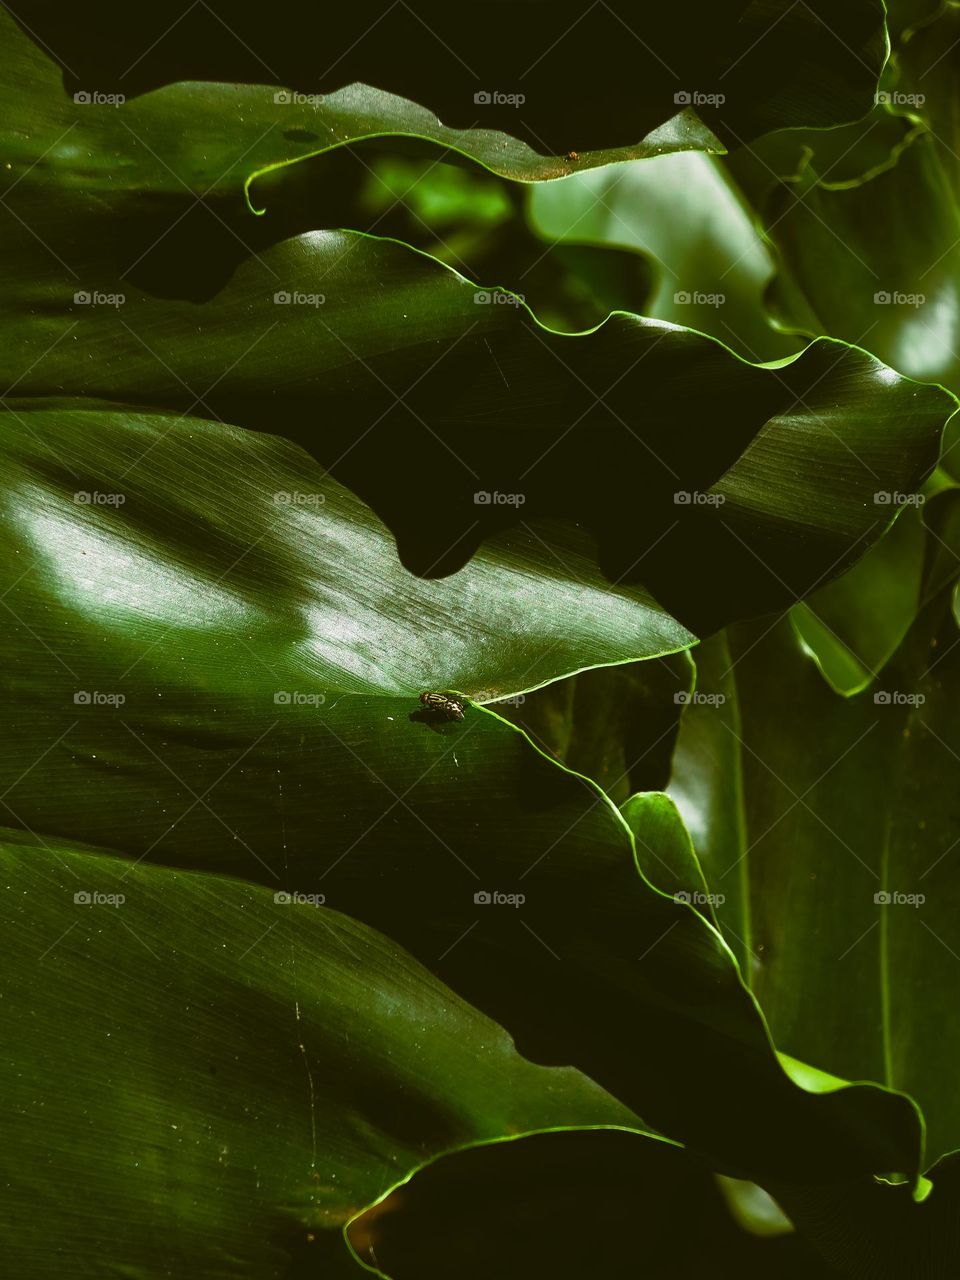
[419, 691, 465, 721]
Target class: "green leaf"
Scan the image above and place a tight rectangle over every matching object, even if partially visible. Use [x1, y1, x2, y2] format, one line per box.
[791, 505, 928, 696]
[727, 108, 915, 206]
[7, 0, 888, 164]
[886, 0, 944, 43]
[528, 151, 799, 362]
[0, 229, 950, 625]
[0, 406, 925, 1196]
[347, 1128, 830, 1279]
[0, 6, 718, 207]
[757, 4, 960, 399]
[1, 832, 637, 1277]
[1, 1, 949, 628]
[894, 2, 960, 147]
[769, 1150, 960, 1278]
[665, 633, 753, 970]
[284, 150, 657, 332]
[762, 130, 960, 391]
[0, 406, 693, 695]
[669, 592, 960, 1166]
[621, 790, 719, 925]
[492, 655, 693, 803]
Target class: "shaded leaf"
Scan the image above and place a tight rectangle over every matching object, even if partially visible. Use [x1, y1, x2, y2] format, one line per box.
[348, 1128, 829, 1279]
[0, 832, 637, 1277]
[9, 0, 887, 159]
[492, 655, 693, 802]
[0, 232, 949, 627]
[669, 593, 960, 1165]
[621, 790, 718, 925]
[791, 506, 928, 696]
[763, 131, 960, 390]
[529, 151, 798, 361]
[0, 405, 925, 1192]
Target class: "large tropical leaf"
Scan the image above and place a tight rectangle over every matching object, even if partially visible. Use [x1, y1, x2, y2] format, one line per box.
[528, 150, 799, 362]
[347, 1127, 829, 1279]
[762, 130, 960, 392]
[0, 5, 718, 201]
[1, 406, 693, 696]
[8, 0, 888, 157]
[1, 6, 955, 1274]
[492, 655, 694, 804]
[667, 586, 960, 1167]
[1, 831, 639, 1277]
[790, 503, 930, 696]
[758, 4, 960, 398]
[1, 0, 950, 632]
[0, 405, 925, 1203]
[0, 231, 951, 626]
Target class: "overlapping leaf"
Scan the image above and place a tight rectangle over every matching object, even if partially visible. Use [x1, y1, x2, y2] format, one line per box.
[1, 231, 950, 624]
[1, 831, 640, 1277]
[763, 131, 960, 392]
[528, 151, 799, 362]
[759, 5, 960, 401]
[791, 504, 929, 696]
[0, 4, 953, 1275]
[0, 0, 949, 629]
[0, 407, 925, 1210]
[7, 0, 887, 160]
[667, 574, 960, 1166]
[347, 1128, 828, 1279]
